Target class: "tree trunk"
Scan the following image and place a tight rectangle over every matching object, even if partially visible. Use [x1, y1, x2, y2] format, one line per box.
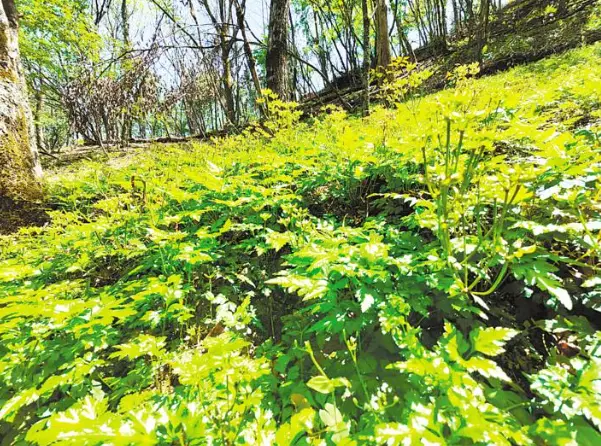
[220, 26, 237, 126]
[266, 0, 290, 99]
[0, 0, 42, 200]
[362, 0, 371, 114]
[233, 0, 263, 106]
[464, 0, 475, 32]
[475, 0, 491, 62]
[436, 0, 448, 51]
[313, 12, 329, 83]
[34, 90, 45, 153]
[374, 0, 391, 68]
[288, 8, 299, 101]
[199, 0, 237, 126]
[452, 0, 460, 32]
[121, 0, 130, 48]
[120, 0, 132, 143]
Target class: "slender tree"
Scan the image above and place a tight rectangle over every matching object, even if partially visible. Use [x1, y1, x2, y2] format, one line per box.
[200, 0, 238, 126]
[475, 0, 491, 62]
[0, 0, 42, 200]
[266, 0, 290, 98]
[233, 0, 262, 99]
[33, 89, 45, 153]
[120, 0, 132, 142]
[362, 0, 370, 114]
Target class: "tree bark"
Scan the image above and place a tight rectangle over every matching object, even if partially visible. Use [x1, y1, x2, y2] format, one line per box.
[266, 0, 290, 99]
[313, 12, 329, 83]
[120, 0, 133, 143]
[0, 0, 42, 200]
[475, 0, 491, 62]
[199, 0, 237, 126]
[121, 0, 130, 48]
[362, 0, 371, 114]
[233, 0, 263, 100]
[34, 90, 45, 153]
[374, 0, 391, 68]
[220, 24, 237, 125]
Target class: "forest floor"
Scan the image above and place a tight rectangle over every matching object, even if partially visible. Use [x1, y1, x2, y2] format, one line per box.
[0, 197, 49, 235]
[1, 42, 601, 444]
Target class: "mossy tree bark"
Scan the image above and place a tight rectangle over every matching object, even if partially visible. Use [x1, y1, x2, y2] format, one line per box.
[0, 0, 42, 201]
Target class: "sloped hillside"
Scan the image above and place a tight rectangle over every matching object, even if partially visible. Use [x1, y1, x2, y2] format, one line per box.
[1, 43, 601, 444]
[304, 0, 601, 112]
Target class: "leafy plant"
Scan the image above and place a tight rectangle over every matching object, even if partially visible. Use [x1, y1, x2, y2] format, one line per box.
[1, 42, 601, 444]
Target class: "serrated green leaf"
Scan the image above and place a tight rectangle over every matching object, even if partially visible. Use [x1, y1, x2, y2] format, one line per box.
[464, 356, 511, 381]
[307, 376, 350, 394]
[470, 327, 519, 357]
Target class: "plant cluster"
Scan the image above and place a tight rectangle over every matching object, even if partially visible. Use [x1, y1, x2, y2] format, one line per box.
[1, 43, 601, 444]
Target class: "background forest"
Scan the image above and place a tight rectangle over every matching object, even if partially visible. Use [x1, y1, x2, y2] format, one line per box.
[18, 0, 591, 150]
[1, 0, 601, 445]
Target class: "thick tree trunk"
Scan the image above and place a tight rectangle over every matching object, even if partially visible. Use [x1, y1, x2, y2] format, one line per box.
[0, 0, 42, 200]
[266, 0, 290, 99]
[220, 27, 237, 125]
[374, 0, 391, 68]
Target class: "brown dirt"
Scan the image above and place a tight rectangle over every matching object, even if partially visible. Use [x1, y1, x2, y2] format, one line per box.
[0, 196, 51, 235]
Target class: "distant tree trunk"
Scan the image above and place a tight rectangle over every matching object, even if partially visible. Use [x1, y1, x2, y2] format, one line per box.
[0, 0, 42, 200]
[475, 0, 491, 62]
[313, 13, 329, 83]
[121, 0, 130, 48]
[233, 0, 262, 99]
[34, 91, 45, 153]
[266, 0, 290, 99]
[407, 0, 428, 46]
[199, 0, 237, 126]
[374, 0, 391, 68]
[392, 1, 416, 60]
[451, 0, 460, 32]
[139, 116, 147, 138]
[120, 0, 133, 143]
[220, 24, 237, 125]
[436, 0, 448, 51]
[362, 0, 371, 114]
[464, 0, 475, 31]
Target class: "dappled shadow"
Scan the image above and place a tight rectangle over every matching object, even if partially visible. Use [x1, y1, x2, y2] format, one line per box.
[0, 196, 51, 235]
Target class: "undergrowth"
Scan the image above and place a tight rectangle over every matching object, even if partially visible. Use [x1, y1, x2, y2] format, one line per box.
[1, 43, 601, 445]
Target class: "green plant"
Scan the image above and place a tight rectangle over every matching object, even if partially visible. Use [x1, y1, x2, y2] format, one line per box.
[1, 42, 601, 445]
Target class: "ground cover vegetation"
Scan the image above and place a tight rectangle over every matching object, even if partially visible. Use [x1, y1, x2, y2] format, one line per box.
[1, 42, 601, 444]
